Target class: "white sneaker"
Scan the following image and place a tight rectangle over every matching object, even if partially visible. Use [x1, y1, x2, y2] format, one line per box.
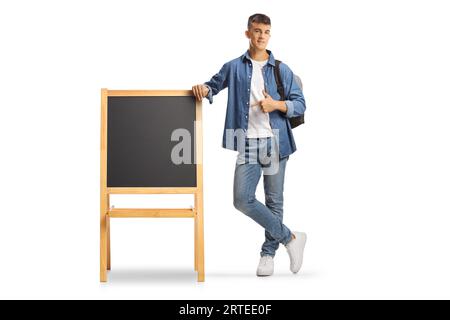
[285, 232, 307, 274]
[256, 255, 274, 276]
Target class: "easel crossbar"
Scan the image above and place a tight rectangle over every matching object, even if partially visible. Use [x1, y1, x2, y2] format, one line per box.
[108, 208, 195, 218]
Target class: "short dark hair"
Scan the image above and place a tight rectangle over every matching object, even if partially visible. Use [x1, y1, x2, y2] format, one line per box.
[247, 13, 271, 30]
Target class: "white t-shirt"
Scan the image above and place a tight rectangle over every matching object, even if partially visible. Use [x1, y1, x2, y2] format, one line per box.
[246, 58, 274, 138]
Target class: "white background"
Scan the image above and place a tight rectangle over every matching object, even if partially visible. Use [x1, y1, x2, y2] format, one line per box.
[1, 0, 449, 299]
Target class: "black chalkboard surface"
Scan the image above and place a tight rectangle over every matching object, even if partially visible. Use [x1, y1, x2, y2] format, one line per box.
[107, 96, 197, 187]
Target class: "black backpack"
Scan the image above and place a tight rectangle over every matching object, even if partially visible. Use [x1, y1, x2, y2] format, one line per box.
[274, 60, 304, 128]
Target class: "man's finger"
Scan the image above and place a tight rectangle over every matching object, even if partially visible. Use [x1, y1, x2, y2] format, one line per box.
[194, 86, 201, 101]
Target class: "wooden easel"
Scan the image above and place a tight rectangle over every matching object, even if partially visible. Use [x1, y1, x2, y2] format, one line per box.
[100, 89, 205, 282]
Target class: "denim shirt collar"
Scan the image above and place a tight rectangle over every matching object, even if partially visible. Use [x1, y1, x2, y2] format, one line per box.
[242, 49, 276, 67]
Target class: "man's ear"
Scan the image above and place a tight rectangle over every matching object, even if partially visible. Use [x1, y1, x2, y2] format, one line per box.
[245, 30, 250, 39]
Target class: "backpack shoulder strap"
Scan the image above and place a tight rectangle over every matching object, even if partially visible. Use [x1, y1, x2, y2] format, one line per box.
[274, 59, 286, 100]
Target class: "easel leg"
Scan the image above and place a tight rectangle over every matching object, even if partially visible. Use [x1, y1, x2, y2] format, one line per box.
[107, 215, 111, 271]
[195, 193, 205, 282]
[100, 193, 108, 282]
[194, 212, 198, 271]
[100, 212, 108, 282]
[107, 195, 111, 271]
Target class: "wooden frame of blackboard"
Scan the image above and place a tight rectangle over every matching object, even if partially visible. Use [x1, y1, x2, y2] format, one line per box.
[100, 88, 204, 282]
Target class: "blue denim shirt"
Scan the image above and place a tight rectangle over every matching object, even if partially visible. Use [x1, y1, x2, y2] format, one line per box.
[204, 49, 306, 158]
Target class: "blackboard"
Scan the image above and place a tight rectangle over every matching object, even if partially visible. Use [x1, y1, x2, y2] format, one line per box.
[107, 96, 197, 187]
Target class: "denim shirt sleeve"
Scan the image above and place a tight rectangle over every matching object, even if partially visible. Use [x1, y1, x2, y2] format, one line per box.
[203, 63, 229, 104]
[281, 63, 306, 118]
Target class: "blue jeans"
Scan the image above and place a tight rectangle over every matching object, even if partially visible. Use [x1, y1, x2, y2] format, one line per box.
[233, 137, 292, 257]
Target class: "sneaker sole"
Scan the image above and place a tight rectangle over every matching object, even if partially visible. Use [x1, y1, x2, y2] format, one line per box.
[256, 270, 274, 277]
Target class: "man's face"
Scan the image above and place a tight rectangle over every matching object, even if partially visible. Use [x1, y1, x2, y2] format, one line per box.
[245, 22, 271, 50]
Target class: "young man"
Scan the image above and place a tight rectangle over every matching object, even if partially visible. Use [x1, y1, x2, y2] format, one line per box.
[192, 13, 307, 276]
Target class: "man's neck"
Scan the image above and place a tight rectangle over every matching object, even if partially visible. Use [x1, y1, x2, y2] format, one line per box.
[248, 47, 269, 61]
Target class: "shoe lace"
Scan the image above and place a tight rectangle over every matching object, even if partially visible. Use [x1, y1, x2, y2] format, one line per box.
[261, 256, 272, 265]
